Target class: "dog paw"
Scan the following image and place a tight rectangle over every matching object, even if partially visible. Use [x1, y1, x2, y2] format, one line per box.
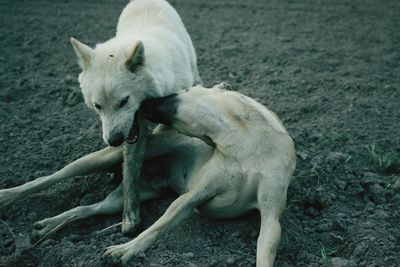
[103, 243, 136, 266]
[31, 218, 60, 243]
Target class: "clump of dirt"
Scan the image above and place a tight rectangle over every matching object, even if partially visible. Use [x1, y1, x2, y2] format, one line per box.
[0, 0, 399, 266]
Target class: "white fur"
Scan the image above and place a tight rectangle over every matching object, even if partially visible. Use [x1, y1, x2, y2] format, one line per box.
[71, 0, 200, 144]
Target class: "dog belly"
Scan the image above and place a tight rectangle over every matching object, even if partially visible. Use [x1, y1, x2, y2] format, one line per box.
[195, 192, 256, 219]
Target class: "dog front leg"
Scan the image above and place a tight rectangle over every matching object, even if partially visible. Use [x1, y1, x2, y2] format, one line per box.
[121, 113, 149, 235]
[0, 146, 122, 215]
[104, 189, 211, 266]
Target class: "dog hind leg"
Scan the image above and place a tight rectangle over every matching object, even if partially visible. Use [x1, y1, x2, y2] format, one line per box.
[256, 182, 288, 267]
[257, 212, 282, 267]
[32, 184, 124, 241]
[0, 146, 123, 214]
[31, 163, 169, 242]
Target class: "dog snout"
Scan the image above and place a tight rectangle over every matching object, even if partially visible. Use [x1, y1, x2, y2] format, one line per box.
[108, 132, 124, 147]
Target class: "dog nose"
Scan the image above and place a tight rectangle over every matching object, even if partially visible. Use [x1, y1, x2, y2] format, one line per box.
[108, 132, 124, 147]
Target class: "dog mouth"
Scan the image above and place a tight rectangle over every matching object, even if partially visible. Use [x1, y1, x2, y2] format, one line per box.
[126, 111, 140, 144]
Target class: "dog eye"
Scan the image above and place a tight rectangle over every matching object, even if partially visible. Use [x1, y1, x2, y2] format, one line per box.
[119, 96, 129, 108]
[94, 103, 102, 110]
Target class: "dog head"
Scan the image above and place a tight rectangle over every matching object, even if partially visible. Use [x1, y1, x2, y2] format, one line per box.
[71, 37, 154, 146]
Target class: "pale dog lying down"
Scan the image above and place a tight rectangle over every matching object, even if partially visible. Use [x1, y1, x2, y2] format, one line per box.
[103, 83, 296, 266]
[69, 0, 201, 233]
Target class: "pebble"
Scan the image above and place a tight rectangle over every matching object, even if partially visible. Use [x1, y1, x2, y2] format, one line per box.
[226, 257, 236, 265]
[364, 202, 375, 213]
[353, 241, 368, 257]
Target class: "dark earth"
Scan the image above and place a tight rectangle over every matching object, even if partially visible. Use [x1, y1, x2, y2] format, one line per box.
[1, 0, 399, 266]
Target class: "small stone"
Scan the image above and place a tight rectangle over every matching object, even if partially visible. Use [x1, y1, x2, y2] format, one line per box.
[364, 202, 375, 213]
[226, 257, 235, 265]
[353, 241, 368, 257]
[63, 75, 76, 85]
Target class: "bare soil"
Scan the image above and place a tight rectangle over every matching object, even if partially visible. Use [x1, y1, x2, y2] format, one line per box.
[0, 0, 399, 266]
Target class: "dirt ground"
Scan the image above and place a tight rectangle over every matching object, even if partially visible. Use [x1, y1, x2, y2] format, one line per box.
[0, 0, 399, 266]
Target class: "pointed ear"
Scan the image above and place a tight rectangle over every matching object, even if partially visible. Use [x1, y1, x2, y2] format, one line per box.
[70, 37, 93, 69]
[126, 41, 145, 73]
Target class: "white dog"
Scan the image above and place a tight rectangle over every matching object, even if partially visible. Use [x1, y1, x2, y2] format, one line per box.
[103, 83, 296, 266]
[70, 0, 201, 233]
[71, 0, 200, 146]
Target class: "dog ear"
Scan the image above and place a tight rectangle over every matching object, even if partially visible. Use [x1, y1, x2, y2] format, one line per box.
[126, 41, 145, 73]
[70, 37, 93, 70]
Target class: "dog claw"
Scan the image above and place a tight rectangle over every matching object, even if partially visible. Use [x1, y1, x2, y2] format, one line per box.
[31, 220, 47, 243]
[31, 217, 60, 242]
[30, 229, 42, 243]
[104, 255, 123, 267]
[103, 246, 124, 266]
[33, 221, 42, 230]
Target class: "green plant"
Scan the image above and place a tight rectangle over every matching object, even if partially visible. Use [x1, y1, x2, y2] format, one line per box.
[367, 144, 400, 173]
[319, 242, 337, 261]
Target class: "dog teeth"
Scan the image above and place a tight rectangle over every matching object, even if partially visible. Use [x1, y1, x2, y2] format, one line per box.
[126, 135, 138, 144]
